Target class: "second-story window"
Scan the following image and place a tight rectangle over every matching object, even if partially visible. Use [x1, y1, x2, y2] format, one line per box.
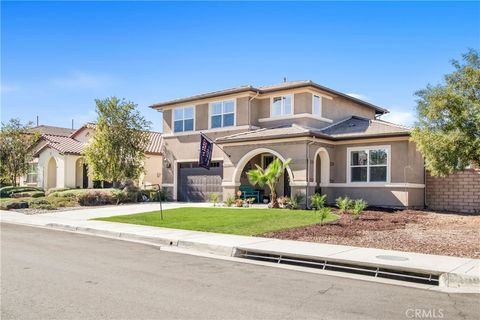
[173, 106, 194, 133]
[210, 99, 235, 129]
[271, 94, 293, 117]
[313, 95, 322, 116]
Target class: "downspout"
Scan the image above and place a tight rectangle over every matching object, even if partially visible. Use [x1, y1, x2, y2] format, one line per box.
[306, 140, 315, 209]
[248, 91, 260, 130]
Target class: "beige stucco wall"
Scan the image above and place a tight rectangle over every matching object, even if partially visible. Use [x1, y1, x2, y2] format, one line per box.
[321, 187, 424, 208]
[293, 92, 312, 114]
[143, 154, 162, 186]
[37, 148, 64, 190]
[330, 140, 424, 184]
[196, 103, 208, 130]
[160, 89, 379, 135]
[323, 96, 376, 122]
[163, 109, 173, 134]
[72, 128, 95, 143]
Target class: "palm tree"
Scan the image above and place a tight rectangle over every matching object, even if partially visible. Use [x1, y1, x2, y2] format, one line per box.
[247, 157, 291, 208]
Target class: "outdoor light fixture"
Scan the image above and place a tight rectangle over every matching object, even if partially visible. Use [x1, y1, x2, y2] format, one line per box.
[163, 158, 171, 168]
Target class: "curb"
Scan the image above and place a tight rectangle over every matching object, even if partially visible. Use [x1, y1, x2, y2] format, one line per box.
[43, 222, 480, 291]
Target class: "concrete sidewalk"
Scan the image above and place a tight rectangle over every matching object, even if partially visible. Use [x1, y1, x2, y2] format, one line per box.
[1, 204, 479, 290]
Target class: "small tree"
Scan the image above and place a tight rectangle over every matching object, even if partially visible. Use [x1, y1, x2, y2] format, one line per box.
[352, 199, 368, 220]
[83, 97, 151, 186]
[247, 157, 291, 208]
[310, 193, 327, 210]
[411, 49, 480, 176]
[0, 119, 40, 186]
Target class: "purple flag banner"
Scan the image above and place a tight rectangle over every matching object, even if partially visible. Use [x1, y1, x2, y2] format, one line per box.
[199, 133, 213, 170]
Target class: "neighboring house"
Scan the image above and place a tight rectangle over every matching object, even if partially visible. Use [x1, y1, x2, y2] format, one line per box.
[151, 80, 425, 208]
[21, 123, 163, 190]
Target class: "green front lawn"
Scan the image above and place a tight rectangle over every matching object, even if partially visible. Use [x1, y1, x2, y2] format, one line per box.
[96, 207, 338, 236]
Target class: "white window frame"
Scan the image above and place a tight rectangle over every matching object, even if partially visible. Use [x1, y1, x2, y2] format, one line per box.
[172, 106, 195, 133]
[208, 99, 236, 129]
[312, 94, 322, 117]
[261, 154, 275, 170]
[270, 94, 294, 117]
[346, 145, 391, 184]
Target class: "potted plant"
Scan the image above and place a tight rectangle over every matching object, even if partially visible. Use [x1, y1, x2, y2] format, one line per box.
[235, 198, 244, 207]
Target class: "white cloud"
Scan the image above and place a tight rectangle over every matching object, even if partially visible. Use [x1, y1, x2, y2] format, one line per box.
[1, 84, 19, 93]
[53, 71, 115, 89]
[380, 111, 417, 127]
[346, 93, 371, 101]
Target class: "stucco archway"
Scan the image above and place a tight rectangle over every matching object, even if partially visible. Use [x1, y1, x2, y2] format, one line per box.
[232, 147, 294, 184]
[46, 157, 57, 190]
[313, 147, 330, 185]
[75, 158, 85, 188]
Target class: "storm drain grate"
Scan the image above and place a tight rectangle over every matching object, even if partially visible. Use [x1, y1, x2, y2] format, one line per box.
[236, 250, 439, 285]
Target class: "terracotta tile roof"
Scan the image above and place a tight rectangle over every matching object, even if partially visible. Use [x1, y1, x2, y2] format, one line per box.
[34, 123, 163, 156]
[145, 131, 163, 154]
[216, 116, 410, 143]
[39, 134, 85, 155]
[30, 125, 75, 137]
[149, 80, 389, 114]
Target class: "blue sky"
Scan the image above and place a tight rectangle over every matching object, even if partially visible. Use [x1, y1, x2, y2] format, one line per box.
[2, 1, 479, 132]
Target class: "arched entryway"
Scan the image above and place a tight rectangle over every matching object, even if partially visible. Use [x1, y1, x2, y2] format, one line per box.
[314, 147, 330, 186]
[75, 158, 88, 188]
[232, 148, 294, 202]
[46, 157, 57, 190]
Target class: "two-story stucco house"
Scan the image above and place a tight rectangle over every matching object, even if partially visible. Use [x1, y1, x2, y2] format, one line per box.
[151, 80, 425, 208]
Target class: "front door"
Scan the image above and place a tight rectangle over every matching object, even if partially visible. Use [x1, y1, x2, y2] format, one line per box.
[82, 164, 88, 188]
[283, 169, 291, 197]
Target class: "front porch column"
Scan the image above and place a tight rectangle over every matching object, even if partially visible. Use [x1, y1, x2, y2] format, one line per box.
[221, 182, 239, 202]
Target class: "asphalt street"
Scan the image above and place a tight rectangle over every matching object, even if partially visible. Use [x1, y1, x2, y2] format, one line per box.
[1, 223, 478, 319]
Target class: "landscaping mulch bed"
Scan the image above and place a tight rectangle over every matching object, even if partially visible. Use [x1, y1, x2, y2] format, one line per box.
[259, 209, 480, 259]
[11, 206, 85, 215]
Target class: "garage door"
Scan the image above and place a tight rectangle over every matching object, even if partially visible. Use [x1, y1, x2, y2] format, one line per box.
[177, 161, 223, 202]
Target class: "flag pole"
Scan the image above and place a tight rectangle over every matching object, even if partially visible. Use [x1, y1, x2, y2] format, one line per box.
[200, 132, 231, 158]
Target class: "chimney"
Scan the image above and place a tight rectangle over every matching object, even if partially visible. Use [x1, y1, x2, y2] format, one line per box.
[36, 116, 39, 126]
[72, 119, 74, 129]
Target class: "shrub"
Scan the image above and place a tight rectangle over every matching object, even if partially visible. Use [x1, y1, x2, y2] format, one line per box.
[141, 189, 157, 202]
[288, 193, 305, 210]
[29, 198, 57, 210]
[11, 191, 45, 198]
[48, 191, 77, 198]
[45, 187, 71, 196]
[0, 186, 43, 198]
[3, 201, 29, 210]
[352, 199, 368, 219]
[318, 207, 332, 224]
[78, 190, 116, 206]
[159, 187, 172, 201]
[310, 193, 326, 210]
[209, 193, 220, 206]
[224, 195, 235, 207]
[278, 196, 290, 208]
[48, 197, 78, 208]
[336, 197, 353, 214]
